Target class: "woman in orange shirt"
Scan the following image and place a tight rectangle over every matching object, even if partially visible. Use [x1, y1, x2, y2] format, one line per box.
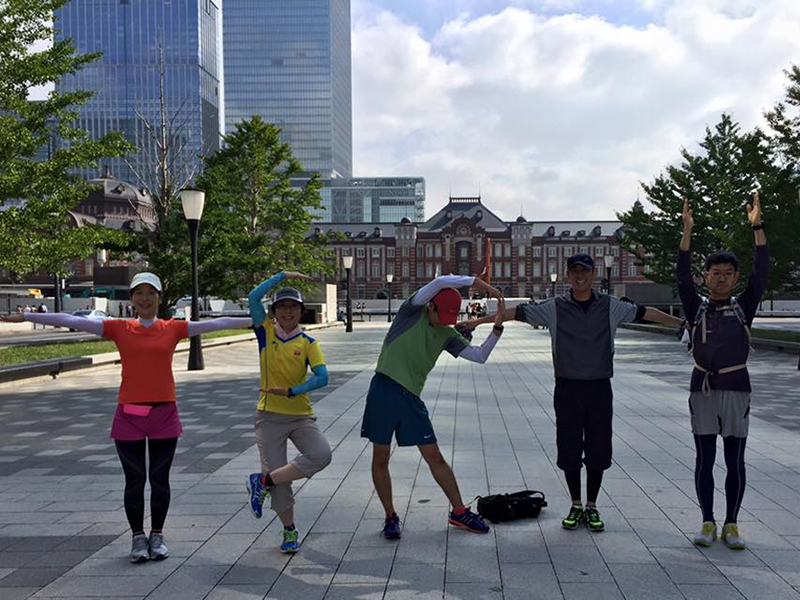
[1, 273, 252, 563]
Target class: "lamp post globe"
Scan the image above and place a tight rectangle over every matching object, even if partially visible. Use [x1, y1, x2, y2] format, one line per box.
[549, 272, 558, 298]
[180, 188, 206, 371]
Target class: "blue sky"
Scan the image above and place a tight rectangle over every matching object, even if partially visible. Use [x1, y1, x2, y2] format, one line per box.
[350, 0, 799, 220]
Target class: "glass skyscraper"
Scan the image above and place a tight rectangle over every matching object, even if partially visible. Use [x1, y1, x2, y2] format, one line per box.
[223, 0, 353, 179]
[328, 177, 425, 223]
[55, 0, 222, 186]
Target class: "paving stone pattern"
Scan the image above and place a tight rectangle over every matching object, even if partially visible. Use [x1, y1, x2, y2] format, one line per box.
[0, 322, 798, 599]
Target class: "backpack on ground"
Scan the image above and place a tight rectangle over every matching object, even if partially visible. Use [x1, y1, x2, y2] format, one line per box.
[476, 490, 547, 523]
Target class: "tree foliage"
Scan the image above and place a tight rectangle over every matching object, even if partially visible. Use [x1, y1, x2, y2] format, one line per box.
[0, 0, 133, 277]
[196, 116, 338, 301]
[617, 109, 800, 297]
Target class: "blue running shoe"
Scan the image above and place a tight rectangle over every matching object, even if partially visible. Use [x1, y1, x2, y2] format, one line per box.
[382, 513, 402, 540]
[246, 473, 269, 518]
[280, 528, 299, 554]
[448, 507, 490, 533]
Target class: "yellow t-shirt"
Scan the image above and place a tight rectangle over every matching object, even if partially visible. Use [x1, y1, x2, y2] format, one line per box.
[253, 320, 326, 415]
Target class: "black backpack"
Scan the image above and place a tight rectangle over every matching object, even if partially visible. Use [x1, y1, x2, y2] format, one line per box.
[476, 490, 547, 523]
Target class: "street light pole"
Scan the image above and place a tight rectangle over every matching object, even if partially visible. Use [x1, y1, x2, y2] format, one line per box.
[604, 254, 614, 294]
[550, 272, 558, 298]
[343, 256, 354, 333]
[386, 273, 394, 322]
[180, 188, 205, 371]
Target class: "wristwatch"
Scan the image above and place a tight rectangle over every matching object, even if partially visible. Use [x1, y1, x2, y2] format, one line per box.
[752, 223, 765, 231]
[492, 324, 504, 333]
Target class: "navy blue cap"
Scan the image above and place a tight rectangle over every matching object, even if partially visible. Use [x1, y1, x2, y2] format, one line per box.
[567, 253, 594, 271]
[271, 288, 304, 310]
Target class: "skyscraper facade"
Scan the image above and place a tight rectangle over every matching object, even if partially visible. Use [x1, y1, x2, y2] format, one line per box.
[223, 0, 353, 179]
[55, 0, 222, 185]
[328, 177, 425, 223]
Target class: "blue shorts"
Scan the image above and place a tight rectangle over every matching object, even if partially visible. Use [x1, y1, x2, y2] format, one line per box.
[360, 372, 437, 447]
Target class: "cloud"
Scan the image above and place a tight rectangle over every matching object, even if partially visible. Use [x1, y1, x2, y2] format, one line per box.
[351, 0, 800, 221]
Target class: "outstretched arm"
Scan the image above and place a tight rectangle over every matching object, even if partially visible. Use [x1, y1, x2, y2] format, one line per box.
[411, 275, 502, 307]
[457, 298, 506, 363]
[1, 312, 105, 336]
[642, 307, 683, 327]
[187, 317, 252, 337]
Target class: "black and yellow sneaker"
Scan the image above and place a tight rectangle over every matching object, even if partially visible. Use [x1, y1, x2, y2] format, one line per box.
[584, 506, 605, 532]
[561, 505, 584, 530]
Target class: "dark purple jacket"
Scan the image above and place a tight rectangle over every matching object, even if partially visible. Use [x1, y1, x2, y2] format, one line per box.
[677, 245, 769, 392]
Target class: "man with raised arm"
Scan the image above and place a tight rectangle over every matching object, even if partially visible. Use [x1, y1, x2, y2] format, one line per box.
[361, 274, 505, 539]
[678, 193, 768, 550]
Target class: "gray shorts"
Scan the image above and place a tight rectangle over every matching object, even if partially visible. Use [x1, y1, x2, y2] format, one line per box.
[688, 390, 750, 437]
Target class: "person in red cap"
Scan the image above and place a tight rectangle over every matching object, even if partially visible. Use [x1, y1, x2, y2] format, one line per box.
[360, 274, 505, 539]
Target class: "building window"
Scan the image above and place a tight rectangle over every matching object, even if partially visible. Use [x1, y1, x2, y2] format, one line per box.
[387, 248, 395, 258]
[402, 247, 409, 257]
[611, 246, 619, 257]
[426, 263, 433, 278]
[518, 261, 525, 277]
[628, 262, 637, 277]
[416, 262, 423, 274]
[595, 246, 604, 256]
[371, 247, 381, 258]
[547, 247, 557, 257]
[533, 262, 542, 277]
[504, 263, 511, 278]
[493, 263, 501, 278]
[402, 262, 409, 277]
[387, 264, 395, 276]
[356, 247, 365, 258]
[612, 264, 619, 277]
[504, 243, 511, 257]
[426, 245, 433, 258]
[563, 246, 573, 256]
[357, 264, 365, 278]
[518, 244, 526, 257]
[435, 244, 442, 258]
[579, 246, 588, 254]
[372, 263, 381, 278]
[533, 247, 542, 258]
[644, 264, 652, 274]
[459, 246, 468, 259]
[494, 243, 502, 258]
[342, 248, 352, 256]
[548, 263, 556, 274]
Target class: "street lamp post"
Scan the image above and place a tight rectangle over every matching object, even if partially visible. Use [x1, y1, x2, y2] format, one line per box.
[604, 255, 614, 294]
[180, 188, 205, 371]
[550, 272, 558, 298]
[342, 256, 354, 333]
[386, 273, 394, 322]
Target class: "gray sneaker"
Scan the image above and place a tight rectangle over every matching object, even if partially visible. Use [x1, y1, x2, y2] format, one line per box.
[148, 532, 169, 560]
[130, 533, 149, 563]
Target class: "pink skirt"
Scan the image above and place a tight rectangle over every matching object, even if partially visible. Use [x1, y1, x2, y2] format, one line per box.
[110, 403, 183, 441]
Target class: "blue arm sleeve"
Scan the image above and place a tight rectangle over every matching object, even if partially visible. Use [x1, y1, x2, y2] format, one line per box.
[289, 364, 329, 397]
[248, 272, 286, 326]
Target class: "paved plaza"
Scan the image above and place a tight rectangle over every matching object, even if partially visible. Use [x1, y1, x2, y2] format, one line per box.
[0, 322, 799, 600]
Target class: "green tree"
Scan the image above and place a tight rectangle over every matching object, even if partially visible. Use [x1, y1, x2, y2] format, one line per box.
[617, 114, 800, 297]
[0, 0, 133, 278]
[196, 116, 338, 301]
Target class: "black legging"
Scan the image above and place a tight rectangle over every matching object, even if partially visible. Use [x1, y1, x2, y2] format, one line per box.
[694, 434, 747, 524]
[115, 438, 178, 534]
[565, 467, 604, 504]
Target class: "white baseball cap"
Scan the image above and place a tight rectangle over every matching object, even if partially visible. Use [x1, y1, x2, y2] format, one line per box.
[129, 272, 163, 293]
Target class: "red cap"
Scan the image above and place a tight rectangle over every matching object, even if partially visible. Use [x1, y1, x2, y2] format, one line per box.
[432, 288, 462, 325]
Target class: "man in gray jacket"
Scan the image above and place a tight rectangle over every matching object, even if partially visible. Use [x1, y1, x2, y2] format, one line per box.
[464, 253, 681, 532]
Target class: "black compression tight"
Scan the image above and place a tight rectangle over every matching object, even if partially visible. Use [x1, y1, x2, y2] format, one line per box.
[115, 438, 178, 534]
[565, 467, 604, 504]
[693, 434, 747, 524]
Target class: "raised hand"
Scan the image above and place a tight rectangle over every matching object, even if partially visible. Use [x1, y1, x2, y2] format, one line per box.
[494, 297, 506, 327]
[284, 271, 314, 281]
[746, 190, 762, 226]
[682, 198, 693, 231]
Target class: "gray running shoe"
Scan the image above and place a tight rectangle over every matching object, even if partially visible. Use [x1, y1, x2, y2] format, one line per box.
[148, 532, 169, 560]
[130, 533, 149, 563]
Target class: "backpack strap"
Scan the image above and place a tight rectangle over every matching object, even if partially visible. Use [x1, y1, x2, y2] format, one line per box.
[690, 297, 710, 349]
[730, 296, 753, 348]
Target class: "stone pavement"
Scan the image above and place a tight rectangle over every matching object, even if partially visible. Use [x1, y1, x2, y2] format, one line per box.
[0, 322, 799, 600]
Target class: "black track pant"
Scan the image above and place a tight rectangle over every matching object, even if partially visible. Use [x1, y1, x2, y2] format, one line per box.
[694, 434, 747, 524]
[115, 438, 179, 534]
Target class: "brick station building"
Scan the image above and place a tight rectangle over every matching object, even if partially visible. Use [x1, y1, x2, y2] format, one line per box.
[311, 196, 672, 305]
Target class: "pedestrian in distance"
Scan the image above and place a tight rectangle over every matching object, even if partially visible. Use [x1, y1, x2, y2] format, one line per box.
[245, 271, 332, 554]
[678, 193, 768, 550]
[361, 274, 506, 540]
[463, 253, 682, 533]
[2, 272, 253, 563]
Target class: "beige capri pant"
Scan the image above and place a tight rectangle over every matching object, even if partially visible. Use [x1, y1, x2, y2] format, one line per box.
[254, 411, 332, 514]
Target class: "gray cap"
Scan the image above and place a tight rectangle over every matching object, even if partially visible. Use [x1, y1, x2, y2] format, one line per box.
[271, 288, 304, 310]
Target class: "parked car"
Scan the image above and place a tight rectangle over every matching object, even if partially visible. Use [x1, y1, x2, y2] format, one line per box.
[69, 309, 111, 331]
